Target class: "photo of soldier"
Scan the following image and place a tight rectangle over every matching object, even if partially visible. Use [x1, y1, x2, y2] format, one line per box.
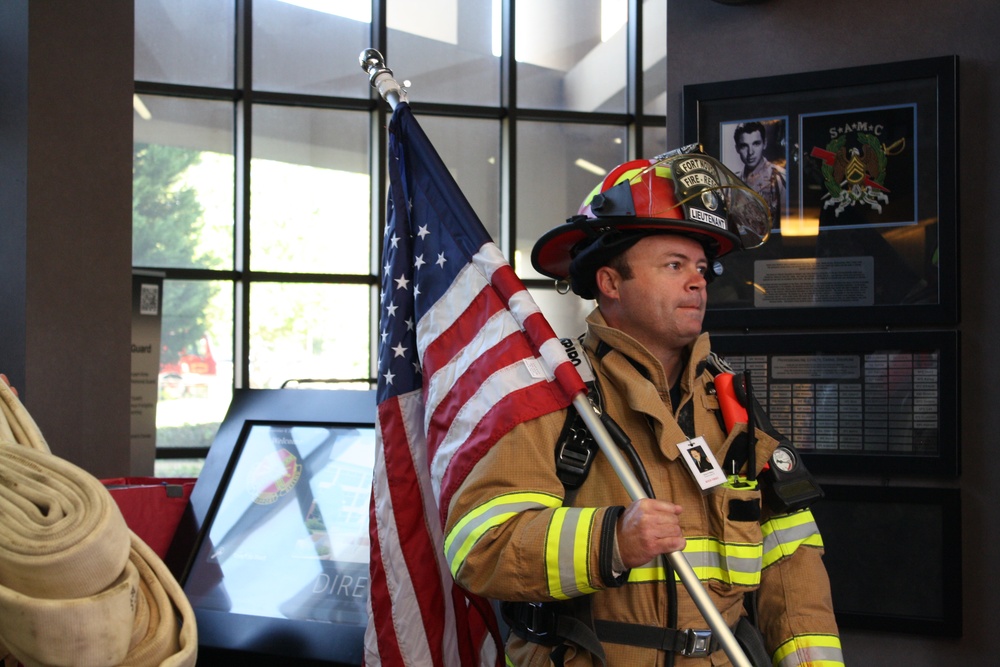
[721, 118, 788, 228]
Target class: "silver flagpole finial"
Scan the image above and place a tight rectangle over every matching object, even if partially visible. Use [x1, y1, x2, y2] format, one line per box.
[359, 48, 407, 110]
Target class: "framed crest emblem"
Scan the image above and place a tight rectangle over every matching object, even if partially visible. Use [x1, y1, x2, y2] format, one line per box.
[683, 56, 958, 329]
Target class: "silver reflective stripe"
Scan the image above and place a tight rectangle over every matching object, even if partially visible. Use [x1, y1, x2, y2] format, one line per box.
[558, 508, 592, 597]
[762, 512, 822, 565]
[552, 507, 593, 598]
[682, 538, 762, 585]
[776, 644, 845, 667]
[627, 538, 761, 586]
[445, 497, 554, 569]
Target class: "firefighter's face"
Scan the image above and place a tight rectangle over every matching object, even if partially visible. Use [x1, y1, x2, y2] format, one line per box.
[596, 234, 708, 353]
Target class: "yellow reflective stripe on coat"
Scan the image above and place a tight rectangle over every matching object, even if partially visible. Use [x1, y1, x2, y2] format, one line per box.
[761, 509, 824, 568]
[774, 633, 844, 666]
[626, 537, 763, 586]
[444, 491, 563, 578]
[546, 507, 601, 599]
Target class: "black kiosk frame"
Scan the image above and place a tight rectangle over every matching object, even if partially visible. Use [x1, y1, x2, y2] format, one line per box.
[169, 388, 378, 666]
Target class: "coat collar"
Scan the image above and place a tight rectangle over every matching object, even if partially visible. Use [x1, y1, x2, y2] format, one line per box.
[582, 307, 712, 399]
[582, 308, 715, 460]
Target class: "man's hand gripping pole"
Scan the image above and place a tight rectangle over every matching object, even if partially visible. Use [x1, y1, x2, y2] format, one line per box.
[571, 392, 753, 667]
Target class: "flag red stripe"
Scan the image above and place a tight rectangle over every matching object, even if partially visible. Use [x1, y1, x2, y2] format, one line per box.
[554, 362, 587, 399]
[426, 330, 535, 460]
[487, 265, 587, 399]
[378, 398, 448, 666]
[421, 287, 503, 380]
[451, 583, 479, 665]
[485, 263, 525, 306]
[521, 310, 558, 349]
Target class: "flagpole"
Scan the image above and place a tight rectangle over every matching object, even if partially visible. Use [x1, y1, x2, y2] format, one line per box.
[360, 49, 407, 110]
[359, 48, 752, 667]
[570, 394, 752, 667]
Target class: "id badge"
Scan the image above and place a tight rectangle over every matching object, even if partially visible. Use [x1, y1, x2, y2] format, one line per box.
[677, 436, 726, 493]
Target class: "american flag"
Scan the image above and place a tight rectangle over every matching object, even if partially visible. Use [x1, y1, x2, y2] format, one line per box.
[364, 102, 586, 666]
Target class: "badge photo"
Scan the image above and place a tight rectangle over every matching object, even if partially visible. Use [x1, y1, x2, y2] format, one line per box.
[678, 436, 727, 492]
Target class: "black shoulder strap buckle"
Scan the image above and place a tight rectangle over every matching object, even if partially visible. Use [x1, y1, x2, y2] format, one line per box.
[555, 334, 601, 491]
[556, 410, 597, 490]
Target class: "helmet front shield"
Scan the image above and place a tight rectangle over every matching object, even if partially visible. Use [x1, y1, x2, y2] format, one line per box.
[616, 151, 773, 252]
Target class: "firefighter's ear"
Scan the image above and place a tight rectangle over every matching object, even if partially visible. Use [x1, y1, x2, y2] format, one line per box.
[594, 265, 622, 301]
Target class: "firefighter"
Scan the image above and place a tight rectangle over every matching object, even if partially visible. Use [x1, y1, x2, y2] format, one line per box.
[443, 147, 844, 666]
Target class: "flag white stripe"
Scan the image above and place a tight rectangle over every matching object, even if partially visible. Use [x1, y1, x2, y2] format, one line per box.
[423, 305, 522, 423]
[430, 358, 547, 500]
[417, 261, 486, 358]
[370, 392, 464, 666]
[538, 336, 576, 381]
[397, 391, 462, 665]
[504, 287, 543, 328]
[471, 243, 506, 282]
[370, 417, 433, 665]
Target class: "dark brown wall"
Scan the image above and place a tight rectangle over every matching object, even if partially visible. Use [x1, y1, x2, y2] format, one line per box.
[668, 0, 999, 662]
[0, 1, 134, 476]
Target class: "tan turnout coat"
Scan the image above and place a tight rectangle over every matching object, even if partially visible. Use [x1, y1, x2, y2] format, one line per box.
[445, 310, 840, 666]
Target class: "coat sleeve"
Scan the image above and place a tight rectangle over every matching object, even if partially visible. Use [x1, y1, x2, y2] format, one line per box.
[756, 505, 845, 666]
[443, 410, 628, 602]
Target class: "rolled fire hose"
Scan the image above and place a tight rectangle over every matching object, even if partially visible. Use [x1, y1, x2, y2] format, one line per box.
[0, 379, 49, 453]
[0, 380, 197, 667]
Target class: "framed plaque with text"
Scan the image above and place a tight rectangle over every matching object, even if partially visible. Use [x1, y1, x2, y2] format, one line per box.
[684, 56, 958, 329]
[710, 330, 959, 476]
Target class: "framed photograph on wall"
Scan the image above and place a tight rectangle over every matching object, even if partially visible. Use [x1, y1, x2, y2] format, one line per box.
[710, 329, 959, 477]
[683, 56, 958, 329]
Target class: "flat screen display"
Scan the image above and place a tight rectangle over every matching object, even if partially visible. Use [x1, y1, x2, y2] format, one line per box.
[174, 389, 377, 665]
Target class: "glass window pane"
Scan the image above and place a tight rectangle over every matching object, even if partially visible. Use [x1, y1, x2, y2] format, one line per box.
[251, 106, 370, 274]
[515, 121, 627, 279]
[387, 0, 500, 106]
[133, 96, 235, 270]
[418, 115, 501, 241]
[253, 0, 373, 98]
[516, 0, 626, 113]
[157, 279, 234, 451]
[644, 122, 668, 159]
[249, 283, 371, 389]
[135, 0, 235, 88]
[155, 458, 206, 478]
[643, 0, 667, 115]
[529, 286, 595, 339]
